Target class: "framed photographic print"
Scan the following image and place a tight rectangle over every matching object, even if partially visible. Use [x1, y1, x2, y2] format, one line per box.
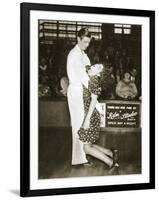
[20, 2, 155, 197]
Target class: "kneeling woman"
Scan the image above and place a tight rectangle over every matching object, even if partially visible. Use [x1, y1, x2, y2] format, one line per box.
[78, 64, 119, 174]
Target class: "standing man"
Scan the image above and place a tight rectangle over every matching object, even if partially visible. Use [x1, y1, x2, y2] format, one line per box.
[67, 28, 92, 165]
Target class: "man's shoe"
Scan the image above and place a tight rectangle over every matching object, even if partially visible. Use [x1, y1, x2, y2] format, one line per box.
[83, 162, 93, 167]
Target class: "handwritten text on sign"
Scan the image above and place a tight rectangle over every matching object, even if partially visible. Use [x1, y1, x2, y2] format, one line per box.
[106, 103, 140, 128]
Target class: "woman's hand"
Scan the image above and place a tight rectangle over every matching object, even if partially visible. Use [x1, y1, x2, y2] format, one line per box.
[82, 117, 90, 129]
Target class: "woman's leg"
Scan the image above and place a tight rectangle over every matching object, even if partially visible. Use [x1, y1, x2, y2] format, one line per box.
[83, 144, 113, 167]
[92, 144, 113, 157]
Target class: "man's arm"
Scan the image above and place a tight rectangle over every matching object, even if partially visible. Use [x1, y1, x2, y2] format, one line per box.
[67, 53, 89, 88]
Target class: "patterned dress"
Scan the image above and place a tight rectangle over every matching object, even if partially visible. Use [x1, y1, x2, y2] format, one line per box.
[78, 75, 101, 144]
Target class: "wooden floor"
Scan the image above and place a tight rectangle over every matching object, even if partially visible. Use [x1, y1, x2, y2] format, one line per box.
[38, 127, 141, 179]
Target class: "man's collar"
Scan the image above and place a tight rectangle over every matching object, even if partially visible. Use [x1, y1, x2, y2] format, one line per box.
[75, 44, 85, 55]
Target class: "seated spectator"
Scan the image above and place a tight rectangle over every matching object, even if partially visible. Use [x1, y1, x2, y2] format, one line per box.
[39, 57, 49, 85]
[101, 65, 116, 99]
[130, 68, 137, 82]
[92, 52, 100, 65]
[130, 67, 141, 98]
[115, 65, 124, 83]
[39, 57, 47, 72]
[38, 84, 51, 97]
[59, 76, 69, 96]
[116, 72, 138, 100]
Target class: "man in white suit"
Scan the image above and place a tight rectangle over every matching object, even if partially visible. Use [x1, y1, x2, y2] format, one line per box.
[67, 28, 92, 165]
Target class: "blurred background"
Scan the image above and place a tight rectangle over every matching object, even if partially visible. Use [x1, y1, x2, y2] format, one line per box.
[38, 20, 142, 179]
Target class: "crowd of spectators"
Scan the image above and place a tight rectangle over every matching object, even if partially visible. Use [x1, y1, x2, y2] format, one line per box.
[86, 39, 141, 100]
[39, 39, 72, 98]
[39, 38, 141, 101]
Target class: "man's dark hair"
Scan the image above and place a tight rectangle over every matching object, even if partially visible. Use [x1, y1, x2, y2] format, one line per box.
[77, 28, 91, 39]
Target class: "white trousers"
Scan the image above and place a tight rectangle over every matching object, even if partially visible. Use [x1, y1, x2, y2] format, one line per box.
[67, 85, 88, 165]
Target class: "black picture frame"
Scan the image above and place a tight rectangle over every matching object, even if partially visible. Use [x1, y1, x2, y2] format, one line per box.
[20, 2, 155, 197]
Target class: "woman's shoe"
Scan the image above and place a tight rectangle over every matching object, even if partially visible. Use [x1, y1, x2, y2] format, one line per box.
[113, 149, 118, 163]
[108, 162, 119, 175]
[110, 148, 119, 163]
[109, 149, 119, 175]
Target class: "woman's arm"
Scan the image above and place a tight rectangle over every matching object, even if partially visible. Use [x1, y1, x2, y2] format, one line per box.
[82, 93, 98, 129]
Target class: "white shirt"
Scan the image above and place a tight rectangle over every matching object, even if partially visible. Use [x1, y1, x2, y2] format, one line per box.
[67, 44, 90, 88]
[67, 44, 102, 114]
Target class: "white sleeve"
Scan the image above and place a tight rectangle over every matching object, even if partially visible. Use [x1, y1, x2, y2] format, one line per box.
[67, 53, 89, 88]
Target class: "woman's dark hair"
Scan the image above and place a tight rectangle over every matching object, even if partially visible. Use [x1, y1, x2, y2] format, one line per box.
[77, 28, 91, 39]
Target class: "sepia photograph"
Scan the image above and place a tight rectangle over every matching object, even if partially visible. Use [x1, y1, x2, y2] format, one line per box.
[20, 3, 155, 197]
[38, 19, 142, 179]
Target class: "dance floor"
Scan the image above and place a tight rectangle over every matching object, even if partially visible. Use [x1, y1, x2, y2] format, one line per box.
[38, 127, 141, 179]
